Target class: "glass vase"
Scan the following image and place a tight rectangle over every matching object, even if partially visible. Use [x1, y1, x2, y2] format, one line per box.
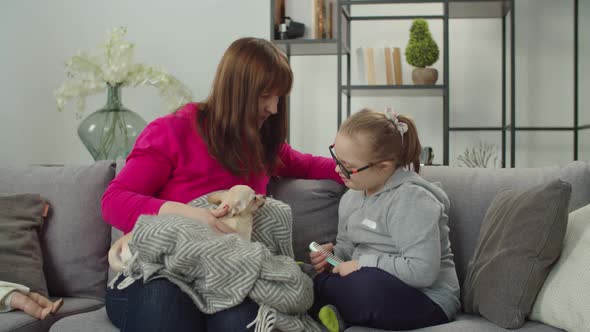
[78, 83, 147, 161]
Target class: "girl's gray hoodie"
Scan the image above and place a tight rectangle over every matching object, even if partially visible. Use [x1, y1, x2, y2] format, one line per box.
[334, 168, 461, 319]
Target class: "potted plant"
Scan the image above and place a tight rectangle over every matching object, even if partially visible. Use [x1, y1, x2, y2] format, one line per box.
[405, 19, 439, 85]
[55, 27, 192, 161]
[456, 141, 499, 168]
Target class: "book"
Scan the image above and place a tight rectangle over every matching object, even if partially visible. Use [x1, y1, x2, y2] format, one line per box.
[314, 0, 324, 39]
[327, 2, 333, 39]
[384, 47, 394, 85]
[393, 47, 403, 85]
[365, 47, 376, 85]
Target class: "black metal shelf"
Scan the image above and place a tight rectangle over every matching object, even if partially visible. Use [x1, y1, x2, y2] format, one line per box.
[340, 0, 511, 18]
[449, 0, 511, 19]
[342, 85, 445, 97]
[272, 39, 350, 56]
[450, 126, 582, 132]
[341, 0, 442, 4]
[514, 126, 577, 131]
[272, 1, 512, 59]
[271, 0, 582, 166]
[449, 127, 505, 131]
[351, 15, 445, 21]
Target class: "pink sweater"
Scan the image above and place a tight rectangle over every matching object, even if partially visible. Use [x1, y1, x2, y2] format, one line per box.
[101, 103, 341, 233]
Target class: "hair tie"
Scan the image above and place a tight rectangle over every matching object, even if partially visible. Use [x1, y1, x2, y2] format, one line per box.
[384, 107, 408, 144]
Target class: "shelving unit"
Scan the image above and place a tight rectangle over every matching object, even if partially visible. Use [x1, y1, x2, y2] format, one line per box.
[271, 0, 583, 167]
[337, 0, 450, 163]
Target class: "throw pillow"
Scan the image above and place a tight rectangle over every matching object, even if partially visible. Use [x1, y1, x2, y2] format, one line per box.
[530, 203, 590, 332]
[0, 161, 115, 300]
[267, 178, 347, 262]
[0, 193, 48, 296]
[462, 179, 572, 329]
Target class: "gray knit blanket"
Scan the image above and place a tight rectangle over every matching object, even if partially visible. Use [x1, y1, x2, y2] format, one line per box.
[114, 196, 322, 332]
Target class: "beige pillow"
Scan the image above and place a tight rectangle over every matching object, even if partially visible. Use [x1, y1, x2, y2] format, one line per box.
[530, 203, 590, 332]
[0, 193, 48, 296]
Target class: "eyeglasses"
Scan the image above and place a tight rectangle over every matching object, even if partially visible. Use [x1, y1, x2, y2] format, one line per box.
[329, 144, 374, 179]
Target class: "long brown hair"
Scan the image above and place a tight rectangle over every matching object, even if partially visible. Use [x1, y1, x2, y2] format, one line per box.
[340, 108, 423, 172]
[197, 37, 292, 177]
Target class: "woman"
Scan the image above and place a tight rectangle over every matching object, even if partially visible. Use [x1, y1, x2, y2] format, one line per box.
[102, 37, 341, 332]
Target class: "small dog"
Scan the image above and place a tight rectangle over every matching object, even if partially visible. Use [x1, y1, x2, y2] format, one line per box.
[108, 185, 265, 273]
[207, 185, 265, 242]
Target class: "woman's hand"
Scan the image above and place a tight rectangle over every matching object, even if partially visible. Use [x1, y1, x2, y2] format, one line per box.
[208, 205, 235, 234]
[309, 243, 334, 273]
[158, 202, 234, 234]
[332, 260, 360, 277]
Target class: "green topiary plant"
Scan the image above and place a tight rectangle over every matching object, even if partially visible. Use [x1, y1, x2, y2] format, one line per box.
[405, 19, 439, 68]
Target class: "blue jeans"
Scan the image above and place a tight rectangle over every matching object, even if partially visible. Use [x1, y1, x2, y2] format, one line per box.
[312, 267, 449, 331]
[106, 275, 258, 332]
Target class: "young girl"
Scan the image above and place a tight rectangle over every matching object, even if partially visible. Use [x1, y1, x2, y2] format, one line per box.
[310, 108, 460, 332]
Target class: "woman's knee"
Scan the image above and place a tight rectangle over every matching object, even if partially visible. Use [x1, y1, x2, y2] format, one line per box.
[207, 298, 259, 331]
[124, 279, 204, 331]
[137, 278, 184, 300]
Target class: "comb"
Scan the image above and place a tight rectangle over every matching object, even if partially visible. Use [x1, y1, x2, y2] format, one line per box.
[309, 241, 344, 267]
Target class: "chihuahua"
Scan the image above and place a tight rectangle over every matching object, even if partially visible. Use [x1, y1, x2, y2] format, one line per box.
[108, 185, 265, 273]
[206, 185, 265, 242]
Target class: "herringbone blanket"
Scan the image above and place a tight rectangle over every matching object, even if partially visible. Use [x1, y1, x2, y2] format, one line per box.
[118, 197, 322, 332]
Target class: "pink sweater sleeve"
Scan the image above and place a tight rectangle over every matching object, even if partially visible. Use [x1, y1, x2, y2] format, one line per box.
[277, 143, 343, 183]
[101, 119, 173, 233]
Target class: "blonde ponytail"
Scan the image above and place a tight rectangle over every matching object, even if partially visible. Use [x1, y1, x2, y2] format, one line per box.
[340, 109, 423, 172]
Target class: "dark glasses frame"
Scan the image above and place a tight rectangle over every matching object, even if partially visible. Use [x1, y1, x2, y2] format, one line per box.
[329, 144, 374, 179]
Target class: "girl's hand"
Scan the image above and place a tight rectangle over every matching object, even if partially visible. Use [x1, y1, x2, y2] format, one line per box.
[309, 243, 334, 273]
[332, 260, 360, 277]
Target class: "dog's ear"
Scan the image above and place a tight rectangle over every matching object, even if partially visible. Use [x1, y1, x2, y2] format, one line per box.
[207, 191, 226, 205]
[255, 194, 266, 205]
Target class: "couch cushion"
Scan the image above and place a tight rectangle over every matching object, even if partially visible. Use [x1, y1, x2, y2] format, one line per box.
[0, 194, 48, 296]
[462, 179, 571, 329]
[0, 297, 104, 332]
[420, 161, 590, 286]
[0, 161, 116, 300]
[344, 314, 564, 332]
[531, 203, 590, 332]
[267, 178, 347, 262]
[49, 307, 117, 332]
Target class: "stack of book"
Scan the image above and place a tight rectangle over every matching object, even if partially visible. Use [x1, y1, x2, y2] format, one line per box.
[357, 46, 404, 85]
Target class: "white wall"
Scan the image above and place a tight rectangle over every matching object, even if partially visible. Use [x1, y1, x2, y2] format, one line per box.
[0, 0, 268, 165]
[1, 0, 587, 166]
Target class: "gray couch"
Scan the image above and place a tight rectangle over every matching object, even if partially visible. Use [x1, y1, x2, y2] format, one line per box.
[1, 160, 588, 332]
